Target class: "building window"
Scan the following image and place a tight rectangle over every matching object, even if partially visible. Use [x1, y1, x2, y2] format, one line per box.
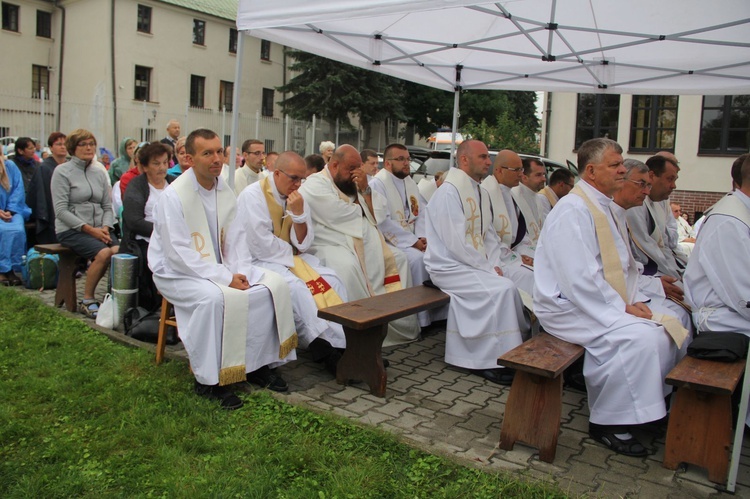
[699, 95, 750, 154]
[190, 75, 205, 108]
[219, 81, 233, 112]
[192, 19, 205, 45]
[262, 88, 274, 117]
[264, 139, 274, 152]
[137, 4, 151, 33]
[629, 95, 678, 152]
[229, 28, 237, 54]
[260, 39, 271, 61]
[0, 127, 9, 138]
[32, 65, 50, 99]
[574, 94, 620, 150]
[36, 10, 51, 38]
[134, 65, 151, 101]
[140, 128, 157, 142]
[2, 3, 19, 32]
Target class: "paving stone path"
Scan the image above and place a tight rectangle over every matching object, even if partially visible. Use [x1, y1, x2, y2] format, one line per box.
[16, 275, 750, 498]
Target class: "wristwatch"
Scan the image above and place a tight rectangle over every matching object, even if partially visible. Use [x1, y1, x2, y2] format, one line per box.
[359, 186, 372, 196]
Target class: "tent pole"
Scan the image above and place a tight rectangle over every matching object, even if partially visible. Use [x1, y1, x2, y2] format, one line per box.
[228, 30, 246, 192]
[450, 65, 462, 165]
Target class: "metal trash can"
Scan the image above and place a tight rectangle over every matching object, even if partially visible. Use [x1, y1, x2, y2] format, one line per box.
[110, 254, 139, 328]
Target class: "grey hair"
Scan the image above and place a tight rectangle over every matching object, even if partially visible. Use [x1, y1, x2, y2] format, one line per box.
[319, 141, 335, 154]
[623, 158, 649, 178]
[577, 138, 622, 171]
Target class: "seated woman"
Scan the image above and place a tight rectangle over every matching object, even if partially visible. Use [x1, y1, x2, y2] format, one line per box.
[51, 129, 119, 318]
[0, 153, 32, 286]
[166, 136, 187, 177]
[121, 142, 175, 311]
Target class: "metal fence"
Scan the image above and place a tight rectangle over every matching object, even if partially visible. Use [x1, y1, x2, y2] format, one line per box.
[1, 90, 371, 156]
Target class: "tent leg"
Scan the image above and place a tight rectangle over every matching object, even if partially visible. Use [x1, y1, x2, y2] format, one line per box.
[449, 89, 460, 162]
[228, 31, 246, 192]
[726, 344, 750, 492]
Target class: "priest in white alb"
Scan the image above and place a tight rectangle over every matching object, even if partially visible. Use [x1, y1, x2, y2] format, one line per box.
[626, 154, 684, 276]
[612, 159, 694, 351]
[511, 157, 546, 257]
[233, 139, 265, 195]
[231, 151, 347, 375]
[149, 129, 297, 410]
[425, 140, 528, 386]
[299, 144, 420, 346]
[685, 156, 750, 335]
[370, 143, 446, 329]
[481, 150, 534, 296]
[534, 138, 683, 457]
[537, 167, 576, 221]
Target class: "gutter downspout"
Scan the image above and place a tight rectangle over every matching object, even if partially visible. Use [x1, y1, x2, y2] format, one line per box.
[110, 0, 119, 145]
[53, 0, 65, 132]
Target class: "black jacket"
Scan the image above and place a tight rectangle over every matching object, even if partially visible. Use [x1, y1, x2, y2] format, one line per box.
[120, 173, 176, 255]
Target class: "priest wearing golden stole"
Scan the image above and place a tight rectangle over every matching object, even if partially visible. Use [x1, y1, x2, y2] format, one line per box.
[424, 140, 528, 386]
[149, 129, 297, 410]
[534, 138, 680, 457]
[299, 145, 420, 347]
[231, 151, 347, 375]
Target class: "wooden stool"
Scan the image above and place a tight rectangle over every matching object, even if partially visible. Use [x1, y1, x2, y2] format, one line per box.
[318, 285, 450, 397]
[498, 332, 584, 463]
[663, 355, 746, 484]
[34, 243, 84, 313]
[156, 297, 177, 365]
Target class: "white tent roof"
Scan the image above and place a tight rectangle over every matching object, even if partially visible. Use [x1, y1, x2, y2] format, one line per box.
[237, 0, 750, 95]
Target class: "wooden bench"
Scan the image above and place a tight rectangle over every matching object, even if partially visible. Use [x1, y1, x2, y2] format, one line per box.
[663, 355, 746, 484]
[318, 285, 449, 397]
[497, 332, 585, 463]
[34, 243, 85, 313]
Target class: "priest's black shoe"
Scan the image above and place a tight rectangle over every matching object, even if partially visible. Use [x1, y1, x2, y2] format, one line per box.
[589, 423, 649, 457]
[470, 368, 515, 386]
[194, 381, 244, 410]
[246, 365, 289, 392]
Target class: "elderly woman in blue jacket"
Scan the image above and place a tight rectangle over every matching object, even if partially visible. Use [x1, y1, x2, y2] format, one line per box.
[0, 152, 32, 286]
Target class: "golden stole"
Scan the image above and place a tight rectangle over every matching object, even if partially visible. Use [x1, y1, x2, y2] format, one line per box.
[261, 177, 343, 308]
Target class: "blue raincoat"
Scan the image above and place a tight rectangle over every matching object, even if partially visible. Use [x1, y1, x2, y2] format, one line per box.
[0, 160, 32, 273]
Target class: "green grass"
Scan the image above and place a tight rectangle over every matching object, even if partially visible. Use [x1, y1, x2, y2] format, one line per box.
[0, 287, 568, 498]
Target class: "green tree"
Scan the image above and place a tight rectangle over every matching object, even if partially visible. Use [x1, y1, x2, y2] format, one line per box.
[401, 82, 538, 140]
[462, 115, 539, 154]
[277, 50, 405, 130]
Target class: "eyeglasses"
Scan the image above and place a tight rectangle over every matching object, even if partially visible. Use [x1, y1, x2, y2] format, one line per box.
[627, 179, 652, 191]
[278, 169, 303, 184]
[245, 150, 265, 156]
[77, 141, 96, 148]
[500, 165, 523, 173]
[564, 182, 575, 188]
[388, 156, 411, 162]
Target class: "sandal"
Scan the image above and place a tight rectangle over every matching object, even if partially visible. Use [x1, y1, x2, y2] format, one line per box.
[589, 424, 649, 457]
[79, 299, 100, 319]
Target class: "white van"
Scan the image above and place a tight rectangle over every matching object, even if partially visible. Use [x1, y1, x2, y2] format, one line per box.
[427, 132, 464, 151]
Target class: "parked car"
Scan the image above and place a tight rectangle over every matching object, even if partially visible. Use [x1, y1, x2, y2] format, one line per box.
[376, 153, 425, 177]
[495, 152, 579, 179]
[411, 151, 452, 184]
[413, 150, 577, 184]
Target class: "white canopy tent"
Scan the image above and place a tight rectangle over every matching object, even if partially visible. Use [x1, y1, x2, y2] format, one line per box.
[229, 0, 750, 490]
[229, 0, 750, 173]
